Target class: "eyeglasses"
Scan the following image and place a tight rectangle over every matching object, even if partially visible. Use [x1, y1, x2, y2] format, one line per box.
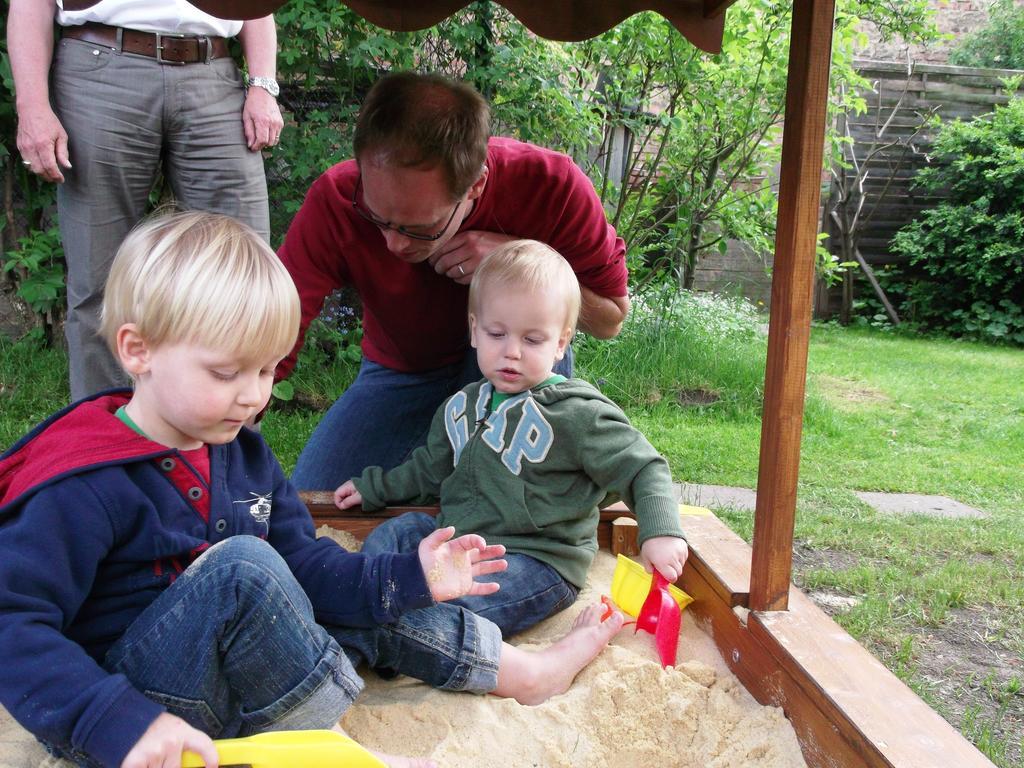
[351, 176, 462, 242]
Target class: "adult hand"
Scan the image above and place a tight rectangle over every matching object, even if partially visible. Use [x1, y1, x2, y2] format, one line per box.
[428, 231, 518, 285]
[640, 536, 689, 583]
[333, 480, 363, 510]
[242, 87, 284, 152]
[16, 104, 70, 183]
[418, 526, 507, 602]
[120, 712, 218, 768]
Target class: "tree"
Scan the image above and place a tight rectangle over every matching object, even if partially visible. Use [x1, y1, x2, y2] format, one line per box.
[826, 61, 939, 325]
[566, 0, 939, 292]
[270, 0, 939, 292]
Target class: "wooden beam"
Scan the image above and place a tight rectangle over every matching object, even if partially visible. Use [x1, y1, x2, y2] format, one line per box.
[749, 0, 837, 612]
[302, 493, 639, 554]
[679, 511, 750, 608]
[610, 516, 640, 557]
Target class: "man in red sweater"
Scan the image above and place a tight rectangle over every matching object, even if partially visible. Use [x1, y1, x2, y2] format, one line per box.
[278, 71, 630, 491]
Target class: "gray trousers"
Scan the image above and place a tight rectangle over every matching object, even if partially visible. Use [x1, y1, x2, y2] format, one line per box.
[51, 36, 271, 400]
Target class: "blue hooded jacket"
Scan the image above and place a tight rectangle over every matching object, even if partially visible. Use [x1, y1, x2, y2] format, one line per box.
[0, 391, 432, 767]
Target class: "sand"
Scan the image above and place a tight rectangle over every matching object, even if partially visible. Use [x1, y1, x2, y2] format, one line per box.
[329, 528, 807, 768]
[0, 528, 807, 767]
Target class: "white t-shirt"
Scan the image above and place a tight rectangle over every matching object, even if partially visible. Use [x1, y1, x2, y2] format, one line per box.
[56, 0, 243, 37]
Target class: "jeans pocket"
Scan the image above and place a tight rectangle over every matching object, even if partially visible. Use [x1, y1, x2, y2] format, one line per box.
[143, 690, 223, 735]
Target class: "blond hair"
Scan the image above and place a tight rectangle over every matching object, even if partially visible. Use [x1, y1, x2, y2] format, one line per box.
[100, 211, 300, 364]
[469, 240, 581, 335]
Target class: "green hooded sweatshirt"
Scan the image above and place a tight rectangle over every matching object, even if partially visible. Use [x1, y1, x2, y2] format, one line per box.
[353, 378, 684, 588]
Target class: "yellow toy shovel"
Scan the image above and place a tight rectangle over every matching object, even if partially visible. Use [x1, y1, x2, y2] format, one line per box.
[180, 729, 386, 767]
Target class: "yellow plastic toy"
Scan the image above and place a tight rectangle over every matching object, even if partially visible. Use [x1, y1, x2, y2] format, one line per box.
[610, 554, 693, 618]
[180, 729, 386, 767]
[610, 554, 694, 667]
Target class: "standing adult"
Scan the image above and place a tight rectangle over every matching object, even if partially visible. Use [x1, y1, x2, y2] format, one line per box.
[278, 71, 631, 491]
[9, 0, 284, 400]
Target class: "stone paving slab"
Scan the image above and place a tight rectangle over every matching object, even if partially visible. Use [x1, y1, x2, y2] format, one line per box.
[672, 484, 986, 521]
[675, 483, 757, 511]
[854, 491, 987, 519]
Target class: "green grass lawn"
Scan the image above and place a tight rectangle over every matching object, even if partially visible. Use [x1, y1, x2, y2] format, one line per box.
[627, 325, 1024, 767]
[1, 320, 1021, 765]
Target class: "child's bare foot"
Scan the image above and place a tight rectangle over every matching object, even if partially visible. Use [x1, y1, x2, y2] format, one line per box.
[494, 602, 625, 706]
[330, 724, 437, 768]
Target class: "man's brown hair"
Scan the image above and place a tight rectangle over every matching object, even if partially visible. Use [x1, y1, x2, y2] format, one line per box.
[354, 72, 490, 199]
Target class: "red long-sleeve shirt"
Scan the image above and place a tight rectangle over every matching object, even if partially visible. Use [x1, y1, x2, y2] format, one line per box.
[277, 137, 628, 377]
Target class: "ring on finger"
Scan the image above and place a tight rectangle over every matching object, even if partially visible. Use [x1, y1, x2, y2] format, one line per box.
[21, 160, 31, 167]
[457, 264, 466, 276]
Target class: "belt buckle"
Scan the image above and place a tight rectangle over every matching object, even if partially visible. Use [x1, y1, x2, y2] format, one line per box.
[155, 31, 188, 66]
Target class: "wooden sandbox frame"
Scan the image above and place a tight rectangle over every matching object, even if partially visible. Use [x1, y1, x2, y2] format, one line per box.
[173, 0, 997, 762]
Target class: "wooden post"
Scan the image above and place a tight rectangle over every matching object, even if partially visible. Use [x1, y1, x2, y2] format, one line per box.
[749, 0, 836, 612]
[611, 516, 640, 557]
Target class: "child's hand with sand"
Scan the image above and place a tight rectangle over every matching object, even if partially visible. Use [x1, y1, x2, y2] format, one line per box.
[418, 526, 508, 602]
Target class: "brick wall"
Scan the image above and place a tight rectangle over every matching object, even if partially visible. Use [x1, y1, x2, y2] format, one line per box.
[859, 0, 1021, 65]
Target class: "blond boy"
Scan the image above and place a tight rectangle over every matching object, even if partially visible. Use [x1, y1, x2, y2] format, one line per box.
[336, 240, 688, 640]
[0, 212, 516, 768]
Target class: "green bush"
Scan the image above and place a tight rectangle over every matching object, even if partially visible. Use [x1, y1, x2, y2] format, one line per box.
[949, 0, 1024, 71]
[890, 96, 1024, 345]
[2, 227, 64, 343]
[1, 18, 62, 339]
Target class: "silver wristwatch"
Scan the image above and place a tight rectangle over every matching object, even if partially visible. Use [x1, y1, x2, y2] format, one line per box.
[247, 76, 280, 98]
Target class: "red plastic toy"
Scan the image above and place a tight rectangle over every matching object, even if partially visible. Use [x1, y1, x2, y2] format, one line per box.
[634, 572, 681, 668]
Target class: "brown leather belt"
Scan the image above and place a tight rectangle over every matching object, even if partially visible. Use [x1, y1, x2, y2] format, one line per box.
[62, 22, 230, 65]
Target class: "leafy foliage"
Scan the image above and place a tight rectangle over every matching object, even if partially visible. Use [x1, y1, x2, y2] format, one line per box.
[0, 2, 940, 346]
[572, 8, 788, 292]
[0, 15, 62, 339]
[269, 2, 599, 248]
[2, 227, 64, 319]
[271, 0, 939, 290]
[890, 96, 1024, 344]
[949, 0, 1024, 71]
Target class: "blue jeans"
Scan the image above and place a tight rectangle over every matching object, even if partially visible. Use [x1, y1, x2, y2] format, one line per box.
[361, 513, 579, 638]
[290, 347, 574, 491]
[49, 536, 360, 767]
[328, 600, 503, 695]
[49, 535, 505, 766]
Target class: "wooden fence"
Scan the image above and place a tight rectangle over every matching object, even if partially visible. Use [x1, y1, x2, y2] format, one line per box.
[816, 58, 1023, 317]
[841, 60, 1021, 264]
